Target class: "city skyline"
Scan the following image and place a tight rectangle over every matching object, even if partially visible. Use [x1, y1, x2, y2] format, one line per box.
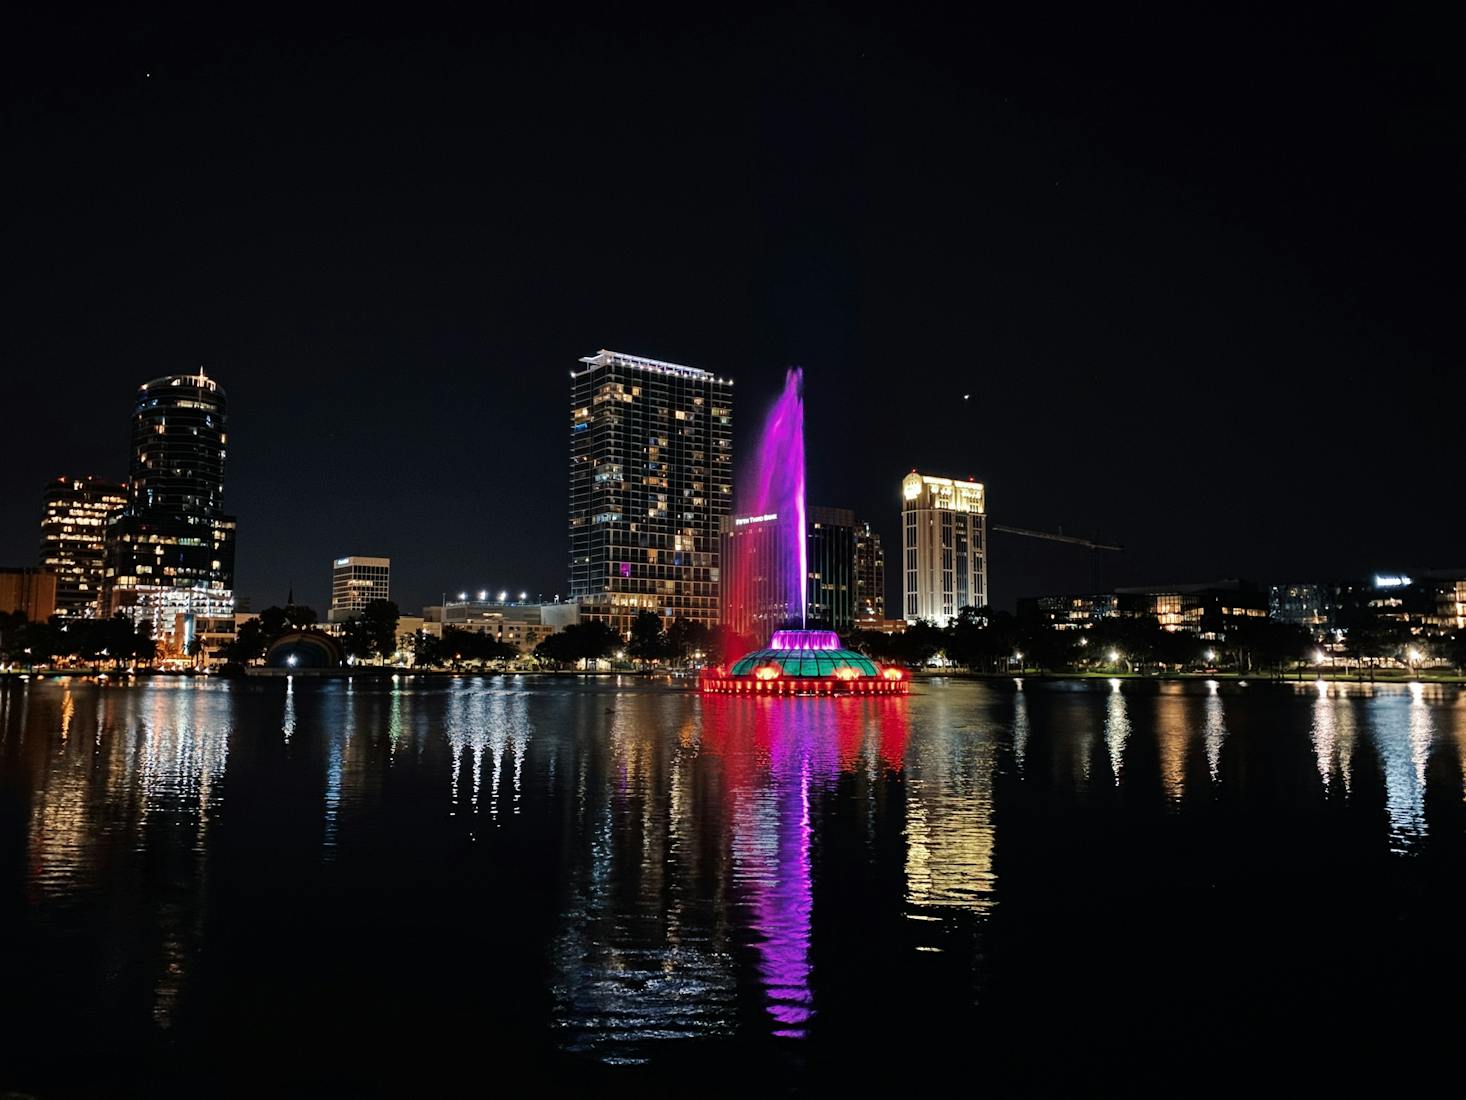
[2, 10, 1462, 613]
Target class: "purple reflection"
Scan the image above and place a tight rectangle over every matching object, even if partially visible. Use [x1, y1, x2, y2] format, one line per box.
[728, 700, 840, 1039]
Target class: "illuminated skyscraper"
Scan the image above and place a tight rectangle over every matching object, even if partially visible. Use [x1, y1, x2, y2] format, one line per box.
[39, 475, 127, 617]
[329, 555, 391, 622]
[569, 350, 733, 635]
[103, 369, 236, 659]
[853, 520, 885, 622]
[901, 471, 987, 626]
[719, 505, 855, 642]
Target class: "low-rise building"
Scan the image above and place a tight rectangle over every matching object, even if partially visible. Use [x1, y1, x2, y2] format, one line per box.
[0, 567, 57, 622]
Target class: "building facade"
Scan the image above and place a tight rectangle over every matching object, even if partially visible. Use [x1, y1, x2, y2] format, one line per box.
[569, 350, 733, 635]
[39, 475, 128, 618]
[103, 370, 236, 660]
[901, 472, 987, 626]
[0, 567, 57, 622]
[720, 505, 857, 642]
[328, 555, 391, 623]
[1019, 581, 1269, 639]
[806, 506, 855, 632]
[854, 520, 885, 622]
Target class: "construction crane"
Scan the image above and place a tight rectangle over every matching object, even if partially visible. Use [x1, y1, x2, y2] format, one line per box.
[990, 525, 1124, 552]
[990, 524, 1124, 591]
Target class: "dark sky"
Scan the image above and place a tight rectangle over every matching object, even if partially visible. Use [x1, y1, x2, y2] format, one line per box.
[3, 4, 1461, 612]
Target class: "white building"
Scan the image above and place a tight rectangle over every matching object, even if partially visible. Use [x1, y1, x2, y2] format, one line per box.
[329, 556, 391, 623]
[901, 472, 987, 626]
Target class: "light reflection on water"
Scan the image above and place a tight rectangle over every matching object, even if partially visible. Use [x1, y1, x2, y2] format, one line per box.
[3, 675, 1466, 1088]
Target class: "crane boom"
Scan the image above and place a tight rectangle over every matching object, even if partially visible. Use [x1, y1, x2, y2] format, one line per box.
[990, 524, 1124, 552]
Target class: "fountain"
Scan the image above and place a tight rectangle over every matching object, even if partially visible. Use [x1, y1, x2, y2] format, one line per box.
[704, 369, 907, 695]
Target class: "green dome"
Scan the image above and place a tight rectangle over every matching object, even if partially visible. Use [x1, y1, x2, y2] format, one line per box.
[729, 647, 880, 678]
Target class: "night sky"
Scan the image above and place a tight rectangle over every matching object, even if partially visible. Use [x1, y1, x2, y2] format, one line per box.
[3, 6, 1461, 612]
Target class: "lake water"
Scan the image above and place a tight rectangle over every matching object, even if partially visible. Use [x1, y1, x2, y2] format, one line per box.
[3, 675, 1465, 1096]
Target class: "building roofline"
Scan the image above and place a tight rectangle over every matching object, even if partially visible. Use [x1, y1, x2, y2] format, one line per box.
[573, 349, 731, 383]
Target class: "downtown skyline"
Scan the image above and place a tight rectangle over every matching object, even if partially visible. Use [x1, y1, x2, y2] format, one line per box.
[2, 8, 1461, 612]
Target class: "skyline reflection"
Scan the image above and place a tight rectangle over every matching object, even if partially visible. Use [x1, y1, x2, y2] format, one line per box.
[4, 675, 1466, 1090]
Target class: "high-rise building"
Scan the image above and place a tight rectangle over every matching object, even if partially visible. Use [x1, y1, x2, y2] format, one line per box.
[720, 505, 855, 642]
[901, 471, 987, 626]
[569, 350, 733, 635]
[806, 506, 855, 632]
[39, 475, 128, 618]
[854, 520, 885, 622]
[329, 556, 391, 622]
[103, 369, 236, 659]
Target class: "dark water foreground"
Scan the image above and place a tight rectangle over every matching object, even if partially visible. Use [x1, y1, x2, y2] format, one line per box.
[2, 675, 1465, 1096]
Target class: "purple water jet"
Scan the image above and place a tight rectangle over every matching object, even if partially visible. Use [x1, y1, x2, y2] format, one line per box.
[734, 368, 807, 630]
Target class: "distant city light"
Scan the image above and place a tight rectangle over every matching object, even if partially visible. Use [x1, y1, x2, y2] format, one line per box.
[519, 591, 527, 601]
[1373, 574, 1412, 589]
[458, 592, 467, 600]
[1204, 649, 1215, 663]
[498, 590, 508, 602]
[478, 590, 488, 600]
[1108, 649, 1119, 662]
[286, 654, 297, 667]
[1314, 649, 1327, 663]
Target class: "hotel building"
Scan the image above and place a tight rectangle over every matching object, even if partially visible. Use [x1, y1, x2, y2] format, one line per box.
[39, 475, 128, 617]
[568, 350, 733, 635]
[328, 556, 391, 623]
[901, 471, 987, 626]
[103, 370, 236, 659]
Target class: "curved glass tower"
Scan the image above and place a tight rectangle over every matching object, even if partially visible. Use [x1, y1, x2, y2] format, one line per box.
[104, 370, 236, 660]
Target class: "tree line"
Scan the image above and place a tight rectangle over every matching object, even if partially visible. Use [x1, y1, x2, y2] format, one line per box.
[0, 611, 157, 668]
[841, 606, 1466, 677]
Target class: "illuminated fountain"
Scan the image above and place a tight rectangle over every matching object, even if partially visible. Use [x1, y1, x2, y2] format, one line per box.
[704, 370, 907, 695]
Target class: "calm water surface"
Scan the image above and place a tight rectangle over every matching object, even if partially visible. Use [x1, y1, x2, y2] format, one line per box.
[3, 675, 1466, 1095]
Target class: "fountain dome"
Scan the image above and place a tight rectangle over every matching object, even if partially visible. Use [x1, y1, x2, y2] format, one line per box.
[702, 629, 907, 695]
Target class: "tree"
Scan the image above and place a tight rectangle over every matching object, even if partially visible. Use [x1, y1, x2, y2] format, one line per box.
[628, 611, 671, 666]
[534, 621, 621, 668]
[667, 619, 715, 665]
[342, 600, 400, 663]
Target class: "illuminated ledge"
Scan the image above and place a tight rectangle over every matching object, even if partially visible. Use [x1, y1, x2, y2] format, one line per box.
[574, 349, 733, 384]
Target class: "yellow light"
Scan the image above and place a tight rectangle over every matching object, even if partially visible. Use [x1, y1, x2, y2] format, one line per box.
[754, 665, 780, 681]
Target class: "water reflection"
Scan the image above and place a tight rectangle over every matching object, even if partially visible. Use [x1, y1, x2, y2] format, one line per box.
[1203, 680, 1227, 780]
[6, 676, 1466, 1091]
[1105, 679, 1130, 782]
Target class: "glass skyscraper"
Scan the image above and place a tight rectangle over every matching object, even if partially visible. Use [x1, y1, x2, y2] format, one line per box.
[103, 370, 236, 658]
[569, 350, 733, 635]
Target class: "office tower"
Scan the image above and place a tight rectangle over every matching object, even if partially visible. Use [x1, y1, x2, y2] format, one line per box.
[720, 505, 855, 642]
[854, 520, 885, 622]
[719, 511, 795, 644]
[806, 506, 855, 632]
[103, 369, 236, 658]
[901, 471, 987, 626]
[39, 475, 127, 617]
[329, 556, 391, 622]
[569, 350, 733, 635]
